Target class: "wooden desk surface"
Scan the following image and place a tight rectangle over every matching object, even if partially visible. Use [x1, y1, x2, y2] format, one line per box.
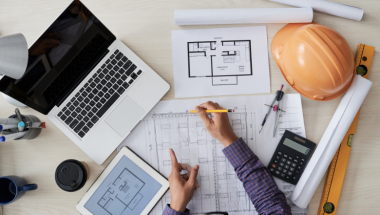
[0, 0, 379, 214]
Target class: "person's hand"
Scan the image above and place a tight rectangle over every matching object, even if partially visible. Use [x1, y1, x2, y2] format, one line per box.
[169, 149, 199, 212]
[196, 101, 238, 147]
[29, 32, 61, 56]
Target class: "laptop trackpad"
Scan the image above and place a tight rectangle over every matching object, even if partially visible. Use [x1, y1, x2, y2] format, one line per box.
[105, 96, 145, 137]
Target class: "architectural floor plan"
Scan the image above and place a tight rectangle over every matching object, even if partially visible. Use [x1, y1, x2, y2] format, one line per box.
[97, 168, 145, 214]
[172, 27, 271, 98]
[84, 155, 163, 215]
[188, 40, 252, 85]
[153, 108, 253, 213]
[118, 94, 308, 215]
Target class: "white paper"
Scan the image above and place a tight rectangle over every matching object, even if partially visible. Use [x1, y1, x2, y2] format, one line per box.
[269, 0, 364, 21]
[291, 75, 372, 208]
[172, 27, 270, 98]
[174, 8, 313, 25]
[118, 94, 308, 215]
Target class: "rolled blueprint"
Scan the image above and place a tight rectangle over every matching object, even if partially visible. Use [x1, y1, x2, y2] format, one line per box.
[174, 8, 313, 25]
[291, 75, 372, 208]
[270, 0, 364, 21]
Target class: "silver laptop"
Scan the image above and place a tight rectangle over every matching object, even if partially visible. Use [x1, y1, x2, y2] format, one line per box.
[0, 1, 169, 164]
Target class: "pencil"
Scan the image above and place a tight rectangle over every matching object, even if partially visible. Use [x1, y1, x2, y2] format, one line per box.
[190, 109, 234, 113]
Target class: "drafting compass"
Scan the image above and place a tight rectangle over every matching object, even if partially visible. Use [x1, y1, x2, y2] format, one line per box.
[259, 84, 285, 137]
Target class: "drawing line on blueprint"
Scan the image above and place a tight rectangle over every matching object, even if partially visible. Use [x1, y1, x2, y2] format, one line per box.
[149, 107, 258, 214]
[117, 94, 308, 215]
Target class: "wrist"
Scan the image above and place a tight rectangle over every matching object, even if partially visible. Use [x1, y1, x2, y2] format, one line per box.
[170, 203, 186, 212]
[220, 134, 238, 147]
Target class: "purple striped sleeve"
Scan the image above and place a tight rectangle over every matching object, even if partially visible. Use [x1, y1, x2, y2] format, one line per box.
[223, 138, 291, 215]
[162, 205, 190, 215]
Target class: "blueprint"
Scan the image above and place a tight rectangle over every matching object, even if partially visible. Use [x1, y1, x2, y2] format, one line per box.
[118, 94, 308, 215]
[84, 156, 162, 215]
[188, 40, 252, 85]
[172, 27, 270, 98]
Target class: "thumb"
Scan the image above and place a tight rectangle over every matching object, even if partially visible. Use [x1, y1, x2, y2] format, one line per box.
[188, 165, 199, 188]
[195, 106, 211, 127]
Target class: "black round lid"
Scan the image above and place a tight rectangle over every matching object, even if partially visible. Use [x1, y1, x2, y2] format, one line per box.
[55, 159, 87, 192]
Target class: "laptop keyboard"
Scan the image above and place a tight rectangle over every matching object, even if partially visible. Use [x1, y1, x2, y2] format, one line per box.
[57, 49, 143, 138]
[43, 34, 107, 104]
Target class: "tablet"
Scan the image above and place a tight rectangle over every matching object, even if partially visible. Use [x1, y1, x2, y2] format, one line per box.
[76, 147, 169, 215]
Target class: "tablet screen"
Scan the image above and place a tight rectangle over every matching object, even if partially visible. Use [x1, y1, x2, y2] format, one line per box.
[84, 155, 162, 215]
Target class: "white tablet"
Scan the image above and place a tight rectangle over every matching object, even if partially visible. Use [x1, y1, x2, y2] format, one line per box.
[76, 147, 169, 215]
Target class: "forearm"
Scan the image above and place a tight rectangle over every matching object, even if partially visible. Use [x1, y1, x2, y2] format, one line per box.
[223, 138, 291, 215]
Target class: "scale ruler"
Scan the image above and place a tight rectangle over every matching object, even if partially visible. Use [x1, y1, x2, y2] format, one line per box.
[317, 44, 375, 215]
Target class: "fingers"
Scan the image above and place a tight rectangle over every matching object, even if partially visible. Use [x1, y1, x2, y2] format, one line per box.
[181, 173, 200, 189]
[181, 174, 189, 181]
[195, 106, 212, 128]
[180, 163, 192, 173]
[169, 149, 180, 174]
[214, 103, 225, 109]
[198, 101, 219, 110]
[198, 101, 225, 117]
[188, 165, 199, 188]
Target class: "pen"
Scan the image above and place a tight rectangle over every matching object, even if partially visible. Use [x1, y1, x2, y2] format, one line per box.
[0, 118, 21, 125]
[25, 121, 46, 129]
[0, 124, 18, 130]
[1, 131, 13, 135]
[0, 131, 28, 142]
[190, 109, 235, 113]
[18, 121, 25, 132]
[15, 108, 25, 131]
[15, 108, 23, 122]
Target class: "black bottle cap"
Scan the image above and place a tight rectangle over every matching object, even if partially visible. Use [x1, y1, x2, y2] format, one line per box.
[55, 159, 87, 192]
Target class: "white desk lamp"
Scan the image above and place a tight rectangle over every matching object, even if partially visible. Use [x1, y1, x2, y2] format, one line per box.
[0, 33, 28, 107]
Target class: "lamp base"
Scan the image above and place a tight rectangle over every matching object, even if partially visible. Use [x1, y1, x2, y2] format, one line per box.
[2, 93, 27, 107]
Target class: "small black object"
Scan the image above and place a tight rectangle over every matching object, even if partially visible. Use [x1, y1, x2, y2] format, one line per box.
[55, 159, 87, 192]
[275, 90, 284, 101]
[268, 130, 316, 185]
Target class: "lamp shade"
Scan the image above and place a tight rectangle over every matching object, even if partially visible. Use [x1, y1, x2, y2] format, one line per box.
[0, 33, 28, 79]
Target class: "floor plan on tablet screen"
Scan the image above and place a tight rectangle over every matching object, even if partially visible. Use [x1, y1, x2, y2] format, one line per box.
[84, 156, 162, 215]
[172, 27, 271, 98]
[118, 94, 308, 215]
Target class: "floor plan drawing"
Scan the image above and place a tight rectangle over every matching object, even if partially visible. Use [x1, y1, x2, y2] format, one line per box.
[152, 107, 254, 214]
[97, 168, 145, 215]
[172, 27, 271, 98]
[118, 94, 309, 215]
[188, 40, 252, 86]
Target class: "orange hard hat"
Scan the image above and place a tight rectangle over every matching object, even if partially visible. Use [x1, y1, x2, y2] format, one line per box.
[272, 23, 354, 101]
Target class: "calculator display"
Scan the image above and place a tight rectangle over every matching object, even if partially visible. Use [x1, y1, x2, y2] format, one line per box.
[283, 138, 310, 155]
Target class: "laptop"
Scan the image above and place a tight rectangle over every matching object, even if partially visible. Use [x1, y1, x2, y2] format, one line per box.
[0, 1, 170, 164]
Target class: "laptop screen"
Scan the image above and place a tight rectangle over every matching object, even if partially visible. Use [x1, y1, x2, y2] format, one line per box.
[0, 0, 115, 114]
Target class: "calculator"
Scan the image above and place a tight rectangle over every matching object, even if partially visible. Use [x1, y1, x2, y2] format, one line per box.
[268, 130, 316, 185]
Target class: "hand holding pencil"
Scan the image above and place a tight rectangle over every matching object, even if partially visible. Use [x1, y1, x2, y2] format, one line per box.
[190, 109, 234, 113]
[195, 101, 238, 147]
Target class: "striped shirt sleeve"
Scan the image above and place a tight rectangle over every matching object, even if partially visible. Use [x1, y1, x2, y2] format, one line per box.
[222, 138, 291, 215]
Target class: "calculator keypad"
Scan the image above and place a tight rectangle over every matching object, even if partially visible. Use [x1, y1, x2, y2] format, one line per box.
[269, 152, 304, 184]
